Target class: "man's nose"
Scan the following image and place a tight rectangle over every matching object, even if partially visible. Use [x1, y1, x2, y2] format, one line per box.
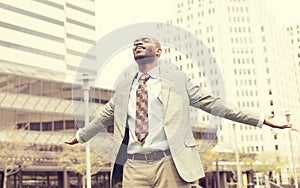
[135, 40, 144, 46]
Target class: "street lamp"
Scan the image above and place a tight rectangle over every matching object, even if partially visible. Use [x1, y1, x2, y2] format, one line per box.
[80, 73, 93, 188]
[233, 123, 242, 188]
[285, 110, 298, 188]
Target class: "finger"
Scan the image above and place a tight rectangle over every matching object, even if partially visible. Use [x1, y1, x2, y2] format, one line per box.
[291, 128, 300, 133]
[64, 141, 75, 145]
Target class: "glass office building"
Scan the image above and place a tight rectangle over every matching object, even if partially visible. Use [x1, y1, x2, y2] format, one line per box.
[0, 62, 114, 187]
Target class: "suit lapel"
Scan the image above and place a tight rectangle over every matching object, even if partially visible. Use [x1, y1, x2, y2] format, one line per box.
[118, 72, 137, 124]
[159, 64, 172, 115]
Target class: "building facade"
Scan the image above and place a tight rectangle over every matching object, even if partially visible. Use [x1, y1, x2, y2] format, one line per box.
[159, 0, 300, 185]
[0, 0, 97, 74]
[287, 24, 300, 107]
[0, 1, 114, 187]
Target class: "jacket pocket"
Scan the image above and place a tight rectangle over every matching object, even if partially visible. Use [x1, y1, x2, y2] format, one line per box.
[184, 137, 196, 147]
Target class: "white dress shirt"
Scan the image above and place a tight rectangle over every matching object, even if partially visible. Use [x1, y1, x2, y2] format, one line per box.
[127, 66, 169, 154]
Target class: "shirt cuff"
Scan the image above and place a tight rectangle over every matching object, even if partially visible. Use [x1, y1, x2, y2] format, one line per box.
[256, 114, 265, 128]
[75, 128, 85, 143]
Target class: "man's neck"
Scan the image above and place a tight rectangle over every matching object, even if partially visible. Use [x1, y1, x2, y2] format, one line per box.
[137, 59, 159, 73]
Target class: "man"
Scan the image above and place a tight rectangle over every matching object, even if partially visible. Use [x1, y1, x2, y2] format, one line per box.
[65, 36, 291, 187]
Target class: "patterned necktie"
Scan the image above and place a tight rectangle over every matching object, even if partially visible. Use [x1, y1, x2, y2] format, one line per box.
[135, 73, 150, 144]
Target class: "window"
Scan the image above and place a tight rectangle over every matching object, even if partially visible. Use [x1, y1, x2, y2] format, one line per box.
[42, 81, 52, 97]
[18, 77, 30, 94]
[41, 113, 53, 131]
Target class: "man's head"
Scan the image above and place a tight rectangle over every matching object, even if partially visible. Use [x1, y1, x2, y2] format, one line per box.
[132, 36, 162, 65]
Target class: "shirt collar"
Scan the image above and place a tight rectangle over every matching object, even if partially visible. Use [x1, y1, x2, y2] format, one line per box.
[136, 66, 160, 80]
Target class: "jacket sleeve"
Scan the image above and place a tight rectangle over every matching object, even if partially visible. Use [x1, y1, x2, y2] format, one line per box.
[76, 96, 115, 143]
[185, 76, 264, 127]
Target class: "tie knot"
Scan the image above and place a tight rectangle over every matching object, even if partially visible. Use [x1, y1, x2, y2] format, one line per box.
[140, 73, 150, 82]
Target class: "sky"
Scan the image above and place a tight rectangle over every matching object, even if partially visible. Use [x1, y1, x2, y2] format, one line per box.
[96, 0, 300, 38]
[94, 0, 300, 89]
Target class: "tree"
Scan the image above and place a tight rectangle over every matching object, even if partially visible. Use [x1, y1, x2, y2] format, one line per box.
[252, 151, 287, 186]
[0, 141, 33, 188]
[58, 144, 109, 187]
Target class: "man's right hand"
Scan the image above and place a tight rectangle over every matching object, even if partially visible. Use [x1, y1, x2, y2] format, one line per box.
[64, 137, 79, 145]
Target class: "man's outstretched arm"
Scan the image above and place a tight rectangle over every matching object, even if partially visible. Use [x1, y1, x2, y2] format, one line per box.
[65, 96, 115, 145]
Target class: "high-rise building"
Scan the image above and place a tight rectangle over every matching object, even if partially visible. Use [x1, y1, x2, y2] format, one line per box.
[287, 24, 300, 105]
[159, 0, 300, 184]
[0, 0, 97, 73]
[0, 1, 113, 187]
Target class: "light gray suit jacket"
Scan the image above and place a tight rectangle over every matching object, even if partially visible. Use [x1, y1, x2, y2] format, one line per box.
[77, 62, 263, 186]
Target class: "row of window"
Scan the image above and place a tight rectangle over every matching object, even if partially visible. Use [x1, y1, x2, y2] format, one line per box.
[66, 33, 95, 44]
[0, 40, 65, 60]
[243, 144, 279, 153]
[0, 2, 63, 25]
[33, 0, 64, 9]
[218, 138, 263, 153]
[0, 109, 81, 131]
[177, 0, 213, 8]
[232, 47, 253, 54]
[229, 26, 251, 33]
[227, 6, 248, 13]
[237, 101, 259, 108]
[0, 2, 95, 30]
[165, 40, 215, 52]
[170, 46, 216, 58]
[66, 2, 95, 16]
[233, 58, 255, 64]
[228, 16, 250, 23]
[66, 48, 96, 60]
[66, 18, 95, 30]
[176, 8, 216, 24]
[234, 68, 256, 76]
[0, 21, 64, 43]
[0, 74, 112, 103]
[0, 21, 95, 45]
[241, 134, 262, 142]
[231, 37, 252, 44]
[237, 90, 257, 97]
[242, 146, 263, 153]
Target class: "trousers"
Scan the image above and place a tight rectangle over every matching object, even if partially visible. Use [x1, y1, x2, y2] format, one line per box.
[122, 155, 190, 188]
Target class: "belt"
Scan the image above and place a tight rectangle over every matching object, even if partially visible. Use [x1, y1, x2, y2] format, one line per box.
[127, 149, 171, 161]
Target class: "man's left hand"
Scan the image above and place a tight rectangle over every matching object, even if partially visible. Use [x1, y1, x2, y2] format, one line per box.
[264, 115, 292, 129]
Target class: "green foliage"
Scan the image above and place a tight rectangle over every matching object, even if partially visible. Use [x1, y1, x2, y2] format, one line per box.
[199, 145, 237, 172]
[0, 141, 33, 170]
[252, 151, 287, 176]
[58, 145, 108, 175]
[199, 145, 287, 178]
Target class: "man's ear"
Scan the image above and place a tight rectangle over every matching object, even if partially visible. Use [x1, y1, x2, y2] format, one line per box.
[156, 48, 162, 57]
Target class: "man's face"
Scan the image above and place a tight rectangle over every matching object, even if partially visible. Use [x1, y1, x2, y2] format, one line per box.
[132, 37, 160, 61]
